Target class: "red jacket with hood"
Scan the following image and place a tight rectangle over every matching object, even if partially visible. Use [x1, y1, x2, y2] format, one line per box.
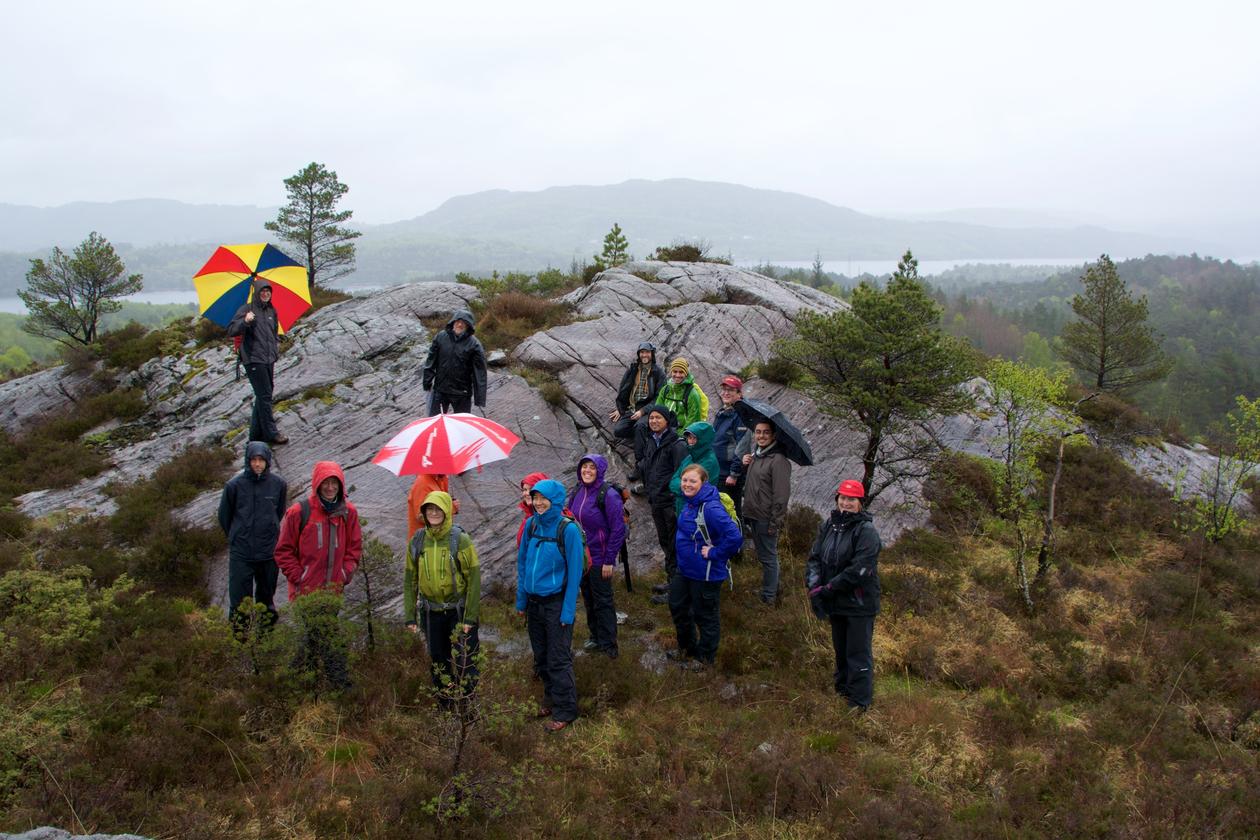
[275, 461, 363, 597]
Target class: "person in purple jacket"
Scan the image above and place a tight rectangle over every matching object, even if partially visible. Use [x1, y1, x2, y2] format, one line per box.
[569, 453, 626, 659]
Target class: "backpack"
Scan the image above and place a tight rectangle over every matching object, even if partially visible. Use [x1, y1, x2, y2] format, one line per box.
[409, 524, 468, 612]
[528, 514, 594, 582]
[693, 492, 740, 545]
[571, 483, 631, 525]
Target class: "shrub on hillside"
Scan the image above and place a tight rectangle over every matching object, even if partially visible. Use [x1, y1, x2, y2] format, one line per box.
[1073, 388, 1156, 440]
[649, 240, 731, 264]
[781, 504, 821, 557]
[474, 292, 573, 351]
[757, 354, 799, 386]
[924, 452, 998, 536]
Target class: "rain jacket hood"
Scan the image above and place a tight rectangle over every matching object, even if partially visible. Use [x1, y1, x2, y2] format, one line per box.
[576, 453, 609, 489]
[684, 421, 715, 454]
[244, 440, 274, 481]
[669, 422, 721, 505]
[419, 490, 454, 540]
[447, 309, 477, 337]
[529, 478, 568, 527]
[310, 461, 346, 511]
[253, 278, 274, 301]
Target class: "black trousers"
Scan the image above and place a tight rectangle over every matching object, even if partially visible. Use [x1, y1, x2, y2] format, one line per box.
[429, 391, 473, 415]
[580, 569, 618, 654]
[613, 413, 639, 442]
[245, 362, 279, 443]
[526, 593, 577, 722]
[228, 557, 278, 629]
[830, 614, 875, 708]
[421, 607, 479, 696]
[632, 417, 654, 465]
[668, 575, 722, 664]
[650, 504, 678, 577]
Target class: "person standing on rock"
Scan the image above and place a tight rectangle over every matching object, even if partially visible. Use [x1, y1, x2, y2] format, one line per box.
[806, 479, 882, 712]
[404, 490, 481, 703]
[218, 440, 287, 633]
[742, 421, 792, 605]
[667, 464, 742, 670]
[516, 478, 585, 731]
[274, 461, 363, 690]
[712, 376, 751, 523]
[227, 278, 287, 445]
[422, 309, 488, 415]
[668, 421, 721, 512]
[609, 342, 665, 479]
[568, 454, 625, 659]
[516, 472, 550, 546]
[637, 405, 690, 605]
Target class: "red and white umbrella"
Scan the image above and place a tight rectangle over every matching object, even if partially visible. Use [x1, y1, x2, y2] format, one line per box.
[372, 413, 521, 476]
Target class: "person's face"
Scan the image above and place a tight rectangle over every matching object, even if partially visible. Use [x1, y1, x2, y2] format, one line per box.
[638, 349, 652, 365]
[680, 471, 703, 497]
[531, 492, 552, 515]
[648, 412, 667, 433]
[452, 319, 468, 335]
[719, 385, 740, 406]
[580, 461, 597, 484]
[249, 455, 267, 476]
[520, 483, 533, 505]
[318, 477, 341, 502]
[754, 423, 775, 446]
[685, 431, 698, 446]
[423, 504, 445, 527]
[671, 368, 686, 384]
[837, 494, 862, 513]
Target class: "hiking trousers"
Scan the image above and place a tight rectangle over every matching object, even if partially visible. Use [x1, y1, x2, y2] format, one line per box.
[830, 614, 875, 709]
[747, 519, 780, 603]
[422, 606, 480, 696]
[429, 391, 473, 415]
[668, 575, 722, 664]
[245, 362, 279, 443]
[580, 569, 618, 655]
[526, 592, 577, 722]
[651, 503, 679, 578]
[228, 556, 279, 630]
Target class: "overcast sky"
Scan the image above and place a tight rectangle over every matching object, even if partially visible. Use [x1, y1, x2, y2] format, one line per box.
[3, 0, 1257, 240]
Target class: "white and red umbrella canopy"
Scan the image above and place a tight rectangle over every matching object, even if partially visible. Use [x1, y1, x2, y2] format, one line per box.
[372, 413, 521, 476]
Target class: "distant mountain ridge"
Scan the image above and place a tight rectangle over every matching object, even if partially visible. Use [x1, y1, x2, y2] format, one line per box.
[0, 180, 1214, 293]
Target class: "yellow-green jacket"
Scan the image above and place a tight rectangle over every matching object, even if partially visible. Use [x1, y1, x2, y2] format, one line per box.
[403, 491, 481, 624]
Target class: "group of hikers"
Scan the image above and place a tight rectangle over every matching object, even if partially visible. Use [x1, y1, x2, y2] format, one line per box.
[219, 291, 882, 732]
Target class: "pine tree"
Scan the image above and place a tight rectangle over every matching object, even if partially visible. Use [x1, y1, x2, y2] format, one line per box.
[595, 223, 631, 269]
[1057, 254, 1171, 392]
[775, 250, 975, 502]
[19, 232, 143, 346]
[265, 162, 362, 291]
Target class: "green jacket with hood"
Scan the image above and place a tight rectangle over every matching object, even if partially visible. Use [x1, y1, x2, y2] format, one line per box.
[669, 421, 721, 512]
[403, 491, 481, 624]
[655, 374, 707, 431]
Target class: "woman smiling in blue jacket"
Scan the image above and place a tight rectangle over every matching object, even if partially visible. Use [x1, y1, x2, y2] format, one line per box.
[668, 464, 743, 669]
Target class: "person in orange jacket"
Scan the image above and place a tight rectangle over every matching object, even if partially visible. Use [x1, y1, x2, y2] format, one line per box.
[406, 473, 460, 541]
[274, 461, 363, 689]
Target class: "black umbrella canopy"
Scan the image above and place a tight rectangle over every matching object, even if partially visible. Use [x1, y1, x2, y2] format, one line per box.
[732, 397, 815, 466]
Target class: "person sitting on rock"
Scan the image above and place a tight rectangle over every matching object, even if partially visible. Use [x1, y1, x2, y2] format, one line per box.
[609, 341, 665, 480]
[226, 278, 288, 445]
[406, 473, 460, 541]
[404, 490, 481, 704]
[422, 309, 488, 415]
[655, 357, 708, 429]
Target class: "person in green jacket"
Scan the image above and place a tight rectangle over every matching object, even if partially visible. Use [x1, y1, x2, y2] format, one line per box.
[655, 358, 708, 431]
[669, 422, 721, 512]
[404, 490, 482, 700]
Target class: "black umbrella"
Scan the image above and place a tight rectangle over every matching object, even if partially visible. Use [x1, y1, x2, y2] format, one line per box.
[732, 397, 815, 466]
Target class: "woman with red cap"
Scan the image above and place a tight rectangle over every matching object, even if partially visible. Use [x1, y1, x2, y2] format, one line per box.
[805, 479, 882, 711]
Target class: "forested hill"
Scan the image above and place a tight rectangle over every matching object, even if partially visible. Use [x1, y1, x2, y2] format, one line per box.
[938, 254, 1260, 435]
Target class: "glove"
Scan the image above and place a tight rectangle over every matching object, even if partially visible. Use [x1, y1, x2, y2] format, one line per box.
[808, 583, 830, 598]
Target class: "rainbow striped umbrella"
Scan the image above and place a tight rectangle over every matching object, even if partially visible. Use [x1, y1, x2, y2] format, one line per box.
[193, 243, 311, 332]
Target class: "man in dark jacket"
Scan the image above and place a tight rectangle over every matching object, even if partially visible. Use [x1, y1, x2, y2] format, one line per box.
[712, 375, 750, 521]
[218, 440, 288, 631]
[227, 279, 287, 444]
[609, 342, 665, 477]
[637, 404, 690, 604]
[805, 480, 882, 710]
[422, 309, 488, 414]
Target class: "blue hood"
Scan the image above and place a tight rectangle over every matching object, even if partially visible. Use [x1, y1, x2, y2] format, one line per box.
[530, 478, 568, 526]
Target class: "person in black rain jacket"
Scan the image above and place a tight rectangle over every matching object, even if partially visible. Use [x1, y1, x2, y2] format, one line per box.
[422, 309, 488, 414]
[218, 440, 288, 630]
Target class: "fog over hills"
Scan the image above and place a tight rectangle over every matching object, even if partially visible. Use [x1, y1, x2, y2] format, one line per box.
[0, 179, 1218, 293]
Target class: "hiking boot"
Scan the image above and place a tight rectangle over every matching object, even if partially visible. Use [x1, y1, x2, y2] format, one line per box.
[600, 647, 619, 660]
[665, 649, 690, 663]
[650, 593, 669, 605]
[679, 658, 709, 672]
[271, 433, 289, 445]
[582, 639, 599, 651]
[652, 582, 670, 594]
[631, 483, 646, 496]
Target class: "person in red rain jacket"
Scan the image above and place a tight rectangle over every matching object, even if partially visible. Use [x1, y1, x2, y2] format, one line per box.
[515, 472, 550, 546]
[274, 461, 363, 691]
[275, 461, 363, 597]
